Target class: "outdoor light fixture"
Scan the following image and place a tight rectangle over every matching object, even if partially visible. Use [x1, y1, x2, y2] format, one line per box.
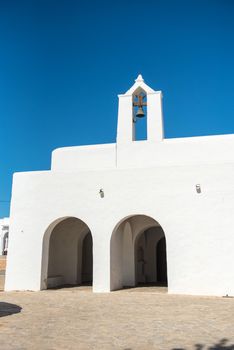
[196, 184, 201, 193]
[99, 189, 104, 198]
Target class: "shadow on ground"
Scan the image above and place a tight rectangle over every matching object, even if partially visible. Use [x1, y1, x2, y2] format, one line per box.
[172, 338, 234, 350]
[0, 302, 22, 317]
[47, 282, 92, 290]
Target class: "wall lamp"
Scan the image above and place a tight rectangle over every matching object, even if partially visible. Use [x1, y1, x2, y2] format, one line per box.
[99, 189, 104, 198]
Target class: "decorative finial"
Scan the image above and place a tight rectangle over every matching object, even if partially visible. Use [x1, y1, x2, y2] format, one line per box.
[135, 74, 144, 83]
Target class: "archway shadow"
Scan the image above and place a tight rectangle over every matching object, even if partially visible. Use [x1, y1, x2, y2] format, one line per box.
[48, 282, 92, 290]
[172, 338, 234, 350]
[0, 302, 22, 317]
[117, 282, 167, 293]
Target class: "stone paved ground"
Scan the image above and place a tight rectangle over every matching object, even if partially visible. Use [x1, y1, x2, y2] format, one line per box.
[0, 256, 6, 270]
[0, 271, 5, 291]
[0, 284, 234, 350]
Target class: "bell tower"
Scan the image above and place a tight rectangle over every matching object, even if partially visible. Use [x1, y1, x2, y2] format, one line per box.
[116, 75, 164, 144]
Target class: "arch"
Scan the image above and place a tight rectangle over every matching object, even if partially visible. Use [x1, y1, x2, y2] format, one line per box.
[41, 217, 93, 290]
[110, 214, 168, 291]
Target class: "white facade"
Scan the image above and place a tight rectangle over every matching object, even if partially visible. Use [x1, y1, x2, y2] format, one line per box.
[5, 75, 234, 296]
[0, 217, 9, 255]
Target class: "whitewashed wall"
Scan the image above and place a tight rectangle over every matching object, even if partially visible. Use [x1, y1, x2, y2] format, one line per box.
[5, 76, 234, 296]
[5, 160, 234, 296]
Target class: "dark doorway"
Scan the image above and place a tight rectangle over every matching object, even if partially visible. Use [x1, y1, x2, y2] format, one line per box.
[156, 237, 167, 284]
[81, 232, 93, 284]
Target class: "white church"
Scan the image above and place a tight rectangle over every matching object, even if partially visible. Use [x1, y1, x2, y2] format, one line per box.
[5, 75, 234, 296]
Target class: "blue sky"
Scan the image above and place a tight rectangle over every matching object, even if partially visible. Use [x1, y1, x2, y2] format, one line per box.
[1, 0, 234, 217]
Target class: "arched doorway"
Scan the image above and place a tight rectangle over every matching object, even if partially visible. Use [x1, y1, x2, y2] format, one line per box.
[110, 215, 167, 291]
[42, 217, 93, 289]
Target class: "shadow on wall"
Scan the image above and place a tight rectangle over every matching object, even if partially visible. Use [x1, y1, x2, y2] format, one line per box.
[172, 338, 234, 350]
[0, 302, 22, 317]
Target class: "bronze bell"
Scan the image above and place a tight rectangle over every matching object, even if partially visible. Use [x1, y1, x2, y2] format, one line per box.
[136, 106, 145, 118]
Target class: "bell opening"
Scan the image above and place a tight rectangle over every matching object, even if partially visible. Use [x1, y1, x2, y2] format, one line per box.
[132, 90, 147, 141]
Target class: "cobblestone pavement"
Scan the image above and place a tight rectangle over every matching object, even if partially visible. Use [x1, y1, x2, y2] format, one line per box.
[0, 285, 234, 350]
